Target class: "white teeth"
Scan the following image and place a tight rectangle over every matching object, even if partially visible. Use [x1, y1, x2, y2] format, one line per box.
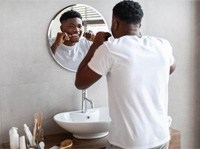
[71, 34, 78, 37]
[65, 33, 79, 37]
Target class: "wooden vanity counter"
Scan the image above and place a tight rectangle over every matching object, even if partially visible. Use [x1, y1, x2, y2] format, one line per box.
[1, 128, 180, 149]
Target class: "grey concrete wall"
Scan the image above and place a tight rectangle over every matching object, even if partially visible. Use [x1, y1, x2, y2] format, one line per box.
[0, 0, 199, 148]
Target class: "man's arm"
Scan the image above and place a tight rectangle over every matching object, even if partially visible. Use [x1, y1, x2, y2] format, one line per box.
[51, 32, 68, 54]
[75, 32, 111, 90]
[51, 42, 60, 54]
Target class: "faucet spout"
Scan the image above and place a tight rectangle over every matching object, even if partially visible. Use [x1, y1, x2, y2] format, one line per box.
[85, 97, 94, 109]
[81, 90, 94, 113]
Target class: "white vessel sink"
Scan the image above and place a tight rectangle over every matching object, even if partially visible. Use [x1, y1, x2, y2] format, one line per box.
[54, 107, 111, 139]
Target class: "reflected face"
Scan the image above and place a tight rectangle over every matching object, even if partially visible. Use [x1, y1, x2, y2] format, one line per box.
[61, 18, 83, 43]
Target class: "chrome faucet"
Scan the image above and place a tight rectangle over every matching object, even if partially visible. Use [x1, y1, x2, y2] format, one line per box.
[82, 90, 94, 113]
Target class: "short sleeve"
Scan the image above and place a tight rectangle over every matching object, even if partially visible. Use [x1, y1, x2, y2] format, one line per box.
[88, 43, 113, 76]
[164, 39, 175, 66]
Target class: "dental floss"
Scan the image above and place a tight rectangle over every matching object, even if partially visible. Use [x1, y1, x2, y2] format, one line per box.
[23, 124, 33, 146]
[19, 136, 26, 149]
[9, 127, 19, 149]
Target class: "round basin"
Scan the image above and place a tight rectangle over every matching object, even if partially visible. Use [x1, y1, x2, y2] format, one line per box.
[54, 106, 111, 139]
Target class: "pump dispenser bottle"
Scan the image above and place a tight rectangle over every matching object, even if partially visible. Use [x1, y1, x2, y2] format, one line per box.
[9, 127, 19, 149]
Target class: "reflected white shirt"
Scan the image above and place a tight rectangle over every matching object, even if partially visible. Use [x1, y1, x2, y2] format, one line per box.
[49, 37, 92, 71]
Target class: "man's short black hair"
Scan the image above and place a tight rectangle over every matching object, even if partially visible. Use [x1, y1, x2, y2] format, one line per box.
[113, 0, 144, 24]
[60, 10, 82, 23]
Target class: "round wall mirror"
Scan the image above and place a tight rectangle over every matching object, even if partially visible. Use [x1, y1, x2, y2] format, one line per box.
[47, 4, 109, 72]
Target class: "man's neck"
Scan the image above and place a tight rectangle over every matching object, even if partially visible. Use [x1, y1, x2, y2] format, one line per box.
[118, 23, 141, 38]
[126, 23, 141, 36]
[63, 40, 76, 46]
[129, 30, 142, 37]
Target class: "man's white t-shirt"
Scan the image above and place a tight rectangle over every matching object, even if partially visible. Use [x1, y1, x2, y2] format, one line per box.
[49, 37, 91, 71]
[88, 35, 174, 149]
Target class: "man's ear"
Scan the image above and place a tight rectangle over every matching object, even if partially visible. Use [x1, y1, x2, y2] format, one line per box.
[60, 25, 63, 32]
[113, 18, 119, 31]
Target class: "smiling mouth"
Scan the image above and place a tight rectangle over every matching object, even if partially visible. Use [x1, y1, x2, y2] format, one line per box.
[65, 33, 80, 38]
[71, 34, 79, 37]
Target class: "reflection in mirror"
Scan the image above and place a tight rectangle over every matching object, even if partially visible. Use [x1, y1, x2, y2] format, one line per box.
[48, 4, 109, 72]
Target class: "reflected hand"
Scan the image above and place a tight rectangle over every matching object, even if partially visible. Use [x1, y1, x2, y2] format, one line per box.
[54, 32, 70, 45]
[51, 32, 70, 54]
[83, 30, 95, 41]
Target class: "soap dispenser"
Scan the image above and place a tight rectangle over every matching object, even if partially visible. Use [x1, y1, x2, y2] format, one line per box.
[9, 127, 19, 149]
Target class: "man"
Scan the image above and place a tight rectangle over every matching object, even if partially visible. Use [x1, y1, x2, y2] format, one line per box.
[49, 10, 94, 71]
[75, 0, 176, 149]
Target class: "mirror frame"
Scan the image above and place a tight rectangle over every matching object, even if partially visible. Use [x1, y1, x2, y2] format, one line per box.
[47, 4, 109, 72]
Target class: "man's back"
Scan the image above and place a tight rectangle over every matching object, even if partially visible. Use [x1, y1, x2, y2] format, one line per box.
[88, 35, 174, 148]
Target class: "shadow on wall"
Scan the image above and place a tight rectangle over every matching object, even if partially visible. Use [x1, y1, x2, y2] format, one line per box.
[193, 1, 200, 148]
